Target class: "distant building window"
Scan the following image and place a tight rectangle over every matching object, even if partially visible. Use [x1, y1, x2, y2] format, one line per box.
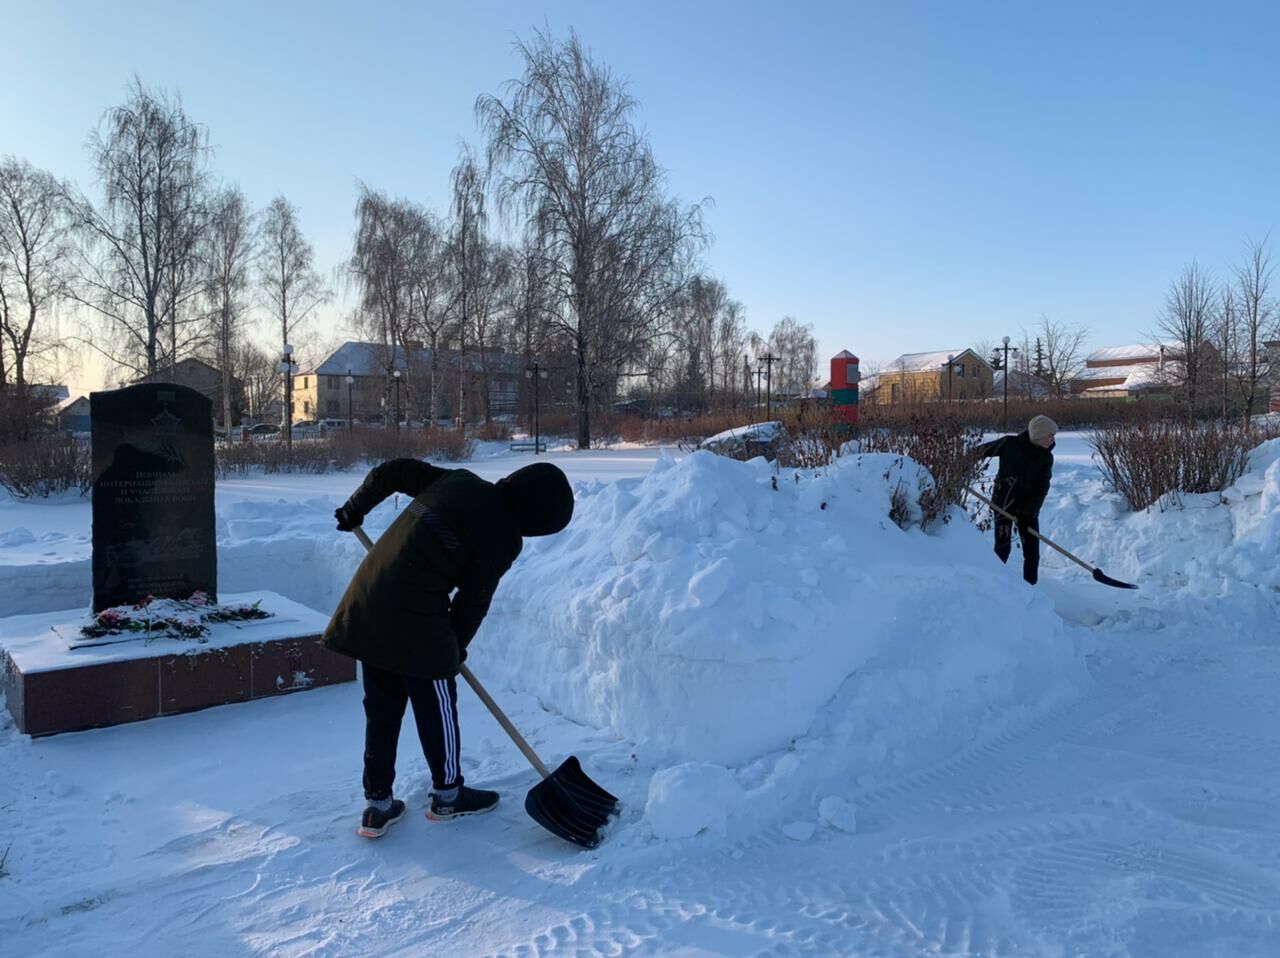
[891, 382, 902, 403]
[327, 399, 340, 415]
[301, 376, 308, 390]
[955, 363, 965, 378]
[328, 376, 339, 389]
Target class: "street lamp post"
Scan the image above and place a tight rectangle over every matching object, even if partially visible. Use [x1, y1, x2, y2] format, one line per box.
[392, 369, 402, 435]
[345, 370, 355, 431]
[1000, 335, 1019, 432]
[945, 354, 955, 404]
[279, 343, 296, 450]
[760, 352, 780, 419]
[525, 360, 548, 454]
[754, 365, 764, 414]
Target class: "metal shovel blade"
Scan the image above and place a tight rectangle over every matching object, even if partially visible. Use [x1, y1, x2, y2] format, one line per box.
[1092, 567, 1138, 590]
[524, 756, 620, 849]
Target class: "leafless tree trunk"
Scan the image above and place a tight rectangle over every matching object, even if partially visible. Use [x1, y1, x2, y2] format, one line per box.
[1157, 261, 1217, 408]
[1232, 236, 1276, 427]
[448, 150, 489, 426]
[403, 205, 449, 423]
[349, 186, 416, 424]
[716, 299, 747, 409]
[68, 79, 211, 379]
[203, 187, 255, 433]
[234, 340, 280, 421]
[0, 157, 74, 438]
[259, 195, 330, 428]
[479, 29, 706, 448]
[1036, 315, 1088, 396]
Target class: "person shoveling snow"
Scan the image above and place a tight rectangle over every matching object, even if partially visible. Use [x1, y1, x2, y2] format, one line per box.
[975, 415, 1058, 585]
[323, 458, 574, 838]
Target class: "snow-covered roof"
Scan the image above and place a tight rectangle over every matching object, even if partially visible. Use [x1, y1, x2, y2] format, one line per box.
[305, 341, 525, 377]
[304, 342, 410, 377]
[52, 395, 88, 413]
[1086, 342, 1181, 364]
[885, 349, 992, 373]
[1078, 362, 1178, 393]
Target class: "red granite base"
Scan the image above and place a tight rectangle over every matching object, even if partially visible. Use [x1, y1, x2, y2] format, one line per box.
[2, 634, 354, 737]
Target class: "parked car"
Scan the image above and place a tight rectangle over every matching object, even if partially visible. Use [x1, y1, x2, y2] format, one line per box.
[317, 418, 349, 432]
[247, 423, 281, 438]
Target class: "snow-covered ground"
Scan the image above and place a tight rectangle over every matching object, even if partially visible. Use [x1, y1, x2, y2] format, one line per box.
[2, 432, 1279, 957]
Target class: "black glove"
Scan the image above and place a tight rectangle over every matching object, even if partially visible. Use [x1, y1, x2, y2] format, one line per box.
[334, 504, 360, 532]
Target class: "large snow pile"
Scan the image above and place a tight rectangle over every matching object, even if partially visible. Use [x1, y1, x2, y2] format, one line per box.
[478, 450, 1085, 787]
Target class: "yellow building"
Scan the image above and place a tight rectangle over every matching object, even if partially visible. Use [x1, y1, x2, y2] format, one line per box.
[871, 349, 994, 404]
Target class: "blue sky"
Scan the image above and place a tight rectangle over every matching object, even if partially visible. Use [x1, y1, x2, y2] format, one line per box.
[6, 0, 1279, 389]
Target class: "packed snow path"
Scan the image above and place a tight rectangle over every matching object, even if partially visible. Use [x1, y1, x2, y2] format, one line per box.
[4, 624, 1278, 957]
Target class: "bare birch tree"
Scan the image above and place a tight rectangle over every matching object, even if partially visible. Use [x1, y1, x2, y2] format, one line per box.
[234, 339, 280, 422]
[447, 149, 489, 425]
[258, 196, 330, 358]
[203, 187, 256, 432]
[403, 205, 451, 422]
[716, 299, 748, 408]
[0, 157, 74, 437]
[1157, 261, 1217, 407]
[1035, 315, 1089, 396]
[1232, 236, 1276, 425]
[348, 186, 417, 420]
[479, 29, 706, 447]
[68, 79, 211, 378]
[767, 316, 818, 397]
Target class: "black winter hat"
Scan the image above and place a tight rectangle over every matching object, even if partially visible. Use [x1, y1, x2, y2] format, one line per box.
[497, 462, 574, 536]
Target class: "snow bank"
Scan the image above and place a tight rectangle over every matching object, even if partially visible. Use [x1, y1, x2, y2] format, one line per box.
[1040, 437, 1280, 604]
[479, 450, 1084, 779]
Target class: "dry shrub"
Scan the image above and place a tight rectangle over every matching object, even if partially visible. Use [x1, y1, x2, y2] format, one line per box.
[214, 427, 474, 479]
[1089, 419, 1280, 511]
[470, 421, 513, 442]
[854, 409, 986, 528]
[862, 396, 1165, 432]
[0, 438, 93, 498]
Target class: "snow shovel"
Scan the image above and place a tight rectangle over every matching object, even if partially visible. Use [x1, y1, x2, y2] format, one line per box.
[351, 526, 619, 848]
[964, 486, 1138, 590]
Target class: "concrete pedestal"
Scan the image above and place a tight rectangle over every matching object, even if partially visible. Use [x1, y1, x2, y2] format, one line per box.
[1, 591, 352, 736]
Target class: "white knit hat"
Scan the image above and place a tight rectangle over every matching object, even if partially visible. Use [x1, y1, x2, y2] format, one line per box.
[1028, 415, 1059, 441]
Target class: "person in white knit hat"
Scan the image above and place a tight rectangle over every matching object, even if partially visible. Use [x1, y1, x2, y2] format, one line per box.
[974, 415, 1058, 584]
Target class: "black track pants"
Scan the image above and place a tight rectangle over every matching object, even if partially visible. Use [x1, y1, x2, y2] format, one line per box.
[994, 513, 1041, 585]
[361, 662, 464, 800]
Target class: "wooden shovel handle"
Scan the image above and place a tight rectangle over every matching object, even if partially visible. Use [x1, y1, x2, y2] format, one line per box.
[351, 525, 552, 779]
[964, 486, 1096, 574]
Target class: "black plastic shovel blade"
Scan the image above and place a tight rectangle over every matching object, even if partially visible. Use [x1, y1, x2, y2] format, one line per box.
[524, 755, 620, 849]
[1092, 567, 1138, 590]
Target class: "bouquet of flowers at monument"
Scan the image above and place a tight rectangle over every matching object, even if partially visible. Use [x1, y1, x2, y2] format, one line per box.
[79, 591, 273, 644]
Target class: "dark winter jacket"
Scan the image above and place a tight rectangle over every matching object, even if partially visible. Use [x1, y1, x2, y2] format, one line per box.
[322, 459, 572, 679]
[976, 431, 1054, 518]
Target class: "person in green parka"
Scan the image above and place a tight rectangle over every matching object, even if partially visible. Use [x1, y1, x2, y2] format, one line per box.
[323, 457, 574, 838]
